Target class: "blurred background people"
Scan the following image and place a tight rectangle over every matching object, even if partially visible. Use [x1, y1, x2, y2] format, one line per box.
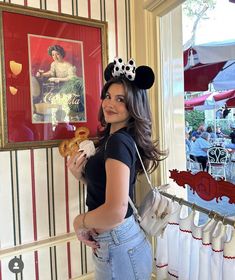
[206, 126, 217, 139]
[222, 104, 231, 119]
[185, 132, 191, 160]
[224, 124, 235, 149]
[216, 126, 227, 138]
[185, 121, 192, 134]
[190, 132, 212, 171]
[216, 108, 223, 119]
[191, 124, 206, 142]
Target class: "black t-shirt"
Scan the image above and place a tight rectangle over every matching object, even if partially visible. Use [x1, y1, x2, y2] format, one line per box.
[84, 129, 137, 218]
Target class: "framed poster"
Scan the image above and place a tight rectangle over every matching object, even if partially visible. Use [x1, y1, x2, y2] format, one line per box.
[0, 3, 108, 149]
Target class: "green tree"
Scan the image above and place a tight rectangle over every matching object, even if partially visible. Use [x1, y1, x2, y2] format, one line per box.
[185, 110, 205, 131]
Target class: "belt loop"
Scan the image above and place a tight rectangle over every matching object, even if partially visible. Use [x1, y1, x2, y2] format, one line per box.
[110, 230, 120, 245]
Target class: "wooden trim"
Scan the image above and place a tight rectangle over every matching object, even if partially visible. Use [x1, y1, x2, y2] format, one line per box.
[0, 232, 76, 259]
[144, 0, 185, 16]
[143, 0, 164, 11]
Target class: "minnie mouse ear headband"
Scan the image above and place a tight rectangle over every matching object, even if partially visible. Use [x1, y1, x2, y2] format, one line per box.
[104, 57, 155, 90]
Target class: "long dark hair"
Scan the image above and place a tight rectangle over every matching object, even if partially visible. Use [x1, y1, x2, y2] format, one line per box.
[98, 76, 168, 174]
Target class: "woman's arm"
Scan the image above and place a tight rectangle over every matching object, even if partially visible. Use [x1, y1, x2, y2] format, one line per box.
[36, 69, 52, 78]
[73, 158, 130, 232]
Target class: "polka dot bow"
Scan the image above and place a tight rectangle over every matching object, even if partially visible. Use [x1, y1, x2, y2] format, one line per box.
[112, 57, 136, 81]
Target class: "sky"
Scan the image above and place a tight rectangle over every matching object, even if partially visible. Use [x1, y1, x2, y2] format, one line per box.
[183, 0, 235, 45]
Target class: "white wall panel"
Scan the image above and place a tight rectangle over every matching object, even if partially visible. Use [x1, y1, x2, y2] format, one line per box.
[117, 0, 128, 60]
[77, 0, 88, 17]
[46, 0, 59, 12]
[68, 171, 80, 228]
[0, 257, 15, 280]
[38, 248, 51, 280]
[86, 247, 94, 273]
[18, 150, 34, 244]
[10, 0, 24, 4]
[34, 149, 50, 240]
[0, 152, 14, 249]
[56, 244, 69, 280]
[22, 252, 36, 280]
[61, 0, 73, 15]
[105, 0, 116, 59]
[27, 0, 40, 8]
[53, 148, 67, 235]
[70, 239, 82, 276]
[90, 0, 101, 20]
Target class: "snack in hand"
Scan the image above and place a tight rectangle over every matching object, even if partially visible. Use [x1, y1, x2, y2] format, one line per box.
[59, 126, 93, 157]
[79, 140, 95, 158]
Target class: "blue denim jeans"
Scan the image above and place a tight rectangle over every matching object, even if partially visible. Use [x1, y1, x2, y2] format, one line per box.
[92, 215, 152, 280]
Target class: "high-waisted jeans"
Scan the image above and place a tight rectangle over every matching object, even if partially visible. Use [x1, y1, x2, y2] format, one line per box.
[92, 215, 152, 280]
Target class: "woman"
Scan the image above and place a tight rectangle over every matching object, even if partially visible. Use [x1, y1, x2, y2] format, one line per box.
[67, 58, 167, 279]
[36, 45, 77, 82]
[36, 45, 84, 119]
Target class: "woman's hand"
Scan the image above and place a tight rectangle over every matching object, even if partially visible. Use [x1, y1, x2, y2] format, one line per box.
[36, 70, 44, 77]
[73, 215, 99, 249]
[67, 151, 87, 181]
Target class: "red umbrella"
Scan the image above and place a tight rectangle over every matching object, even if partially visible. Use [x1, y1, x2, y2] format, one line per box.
[226, 97, 235, 107]
[185, 90, 235, 110]
[184, 41, 235, 92]
[214, 89, 235, 102]
[185, 92, 212, 110]
[184, 49, 226, 92]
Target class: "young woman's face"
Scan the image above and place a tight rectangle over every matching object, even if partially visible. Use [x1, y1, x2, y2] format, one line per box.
[51, 50, 63, 62]
[102, 83, 130, 132]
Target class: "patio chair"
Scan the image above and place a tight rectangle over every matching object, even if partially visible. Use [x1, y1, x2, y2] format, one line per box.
[207, 146, 229, 180]
[187, 157, 203, 174]
[228, 152, 235, 182]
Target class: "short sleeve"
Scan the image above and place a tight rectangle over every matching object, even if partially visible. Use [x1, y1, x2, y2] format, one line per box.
[105, 133, 135, 169]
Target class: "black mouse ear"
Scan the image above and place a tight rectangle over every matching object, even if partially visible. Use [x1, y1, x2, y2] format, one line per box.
[134, 66, 155, 89]
[104, 62, 114, 82]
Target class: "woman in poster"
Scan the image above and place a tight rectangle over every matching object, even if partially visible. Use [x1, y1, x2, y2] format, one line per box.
[35, 44, 84, 121]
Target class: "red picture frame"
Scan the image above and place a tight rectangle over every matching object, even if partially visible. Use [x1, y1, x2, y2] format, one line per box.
[0, 3, 108, 149]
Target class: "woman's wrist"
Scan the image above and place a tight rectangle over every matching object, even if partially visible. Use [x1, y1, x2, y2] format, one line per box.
[81, 213, 89, 229]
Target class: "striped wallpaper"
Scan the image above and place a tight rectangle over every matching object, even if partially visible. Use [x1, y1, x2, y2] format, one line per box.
[0, 0, 131, 279]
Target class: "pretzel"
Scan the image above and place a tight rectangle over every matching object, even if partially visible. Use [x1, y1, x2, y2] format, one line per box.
[59, 139, 71, 157]
[59, 126, 90, 157]
[66, 138, 78, 156]
[75, 126, 90, 141]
